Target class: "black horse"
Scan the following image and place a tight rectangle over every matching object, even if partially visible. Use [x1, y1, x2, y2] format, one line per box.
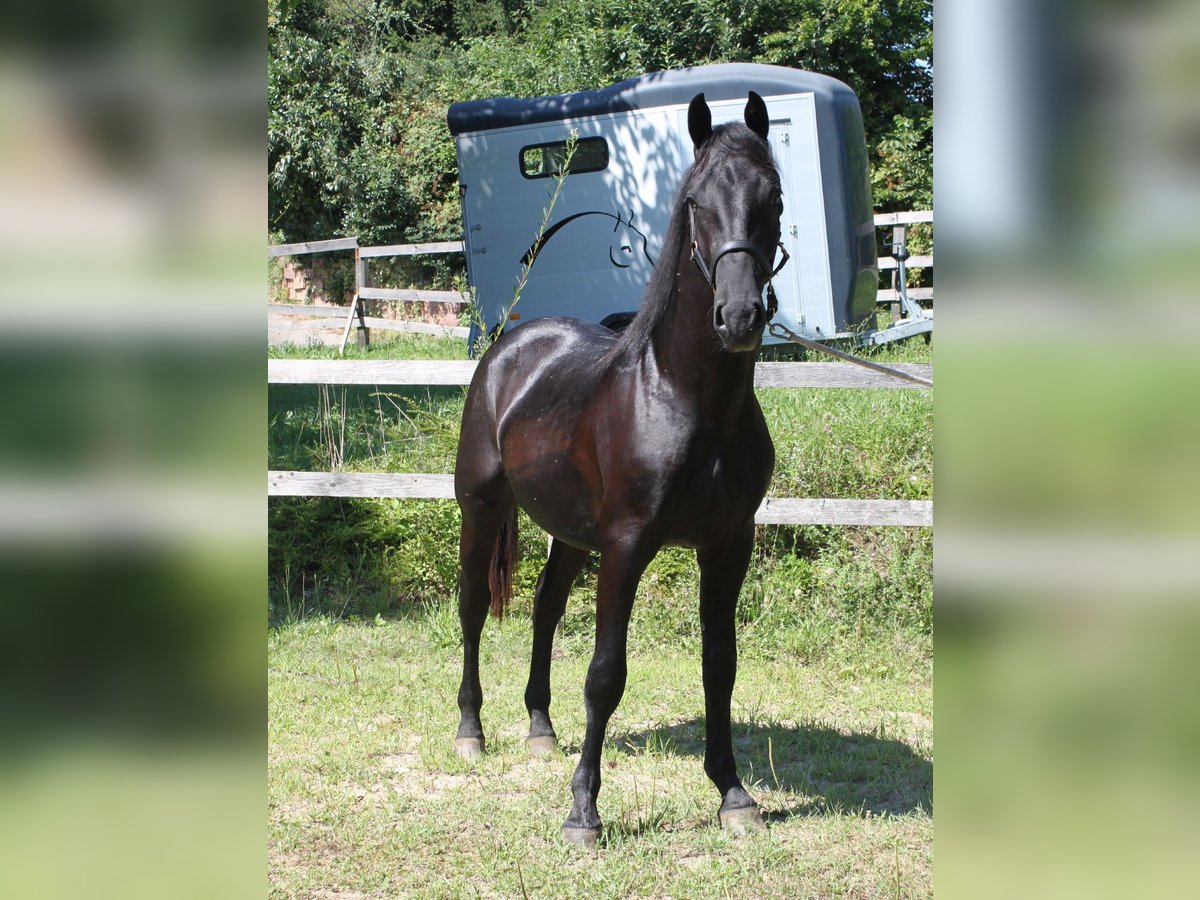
[453, 92, 784, 847]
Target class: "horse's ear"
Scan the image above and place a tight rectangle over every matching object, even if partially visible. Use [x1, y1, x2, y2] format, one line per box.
[744, 91, 769, 140]
[688, 93, 712, 150]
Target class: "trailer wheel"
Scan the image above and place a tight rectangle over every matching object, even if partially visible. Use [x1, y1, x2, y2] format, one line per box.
[600, 312, 637, 333]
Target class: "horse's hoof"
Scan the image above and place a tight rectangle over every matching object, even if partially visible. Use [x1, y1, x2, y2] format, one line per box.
[525, 734, 557, 756]
[719, 804, 766, 836]
[561, 825, 601, 849]
[453, 736, 484, 760]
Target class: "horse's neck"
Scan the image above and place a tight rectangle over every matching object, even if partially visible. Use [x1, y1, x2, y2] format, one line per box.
[644, 263, 758, 412]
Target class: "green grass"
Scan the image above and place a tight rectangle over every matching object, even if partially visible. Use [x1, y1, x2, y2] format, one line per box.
[268, 315, 929, 482]
[268, 324, 932, 894]
[269, 612, 931, 898]
[269, 330, 470, 362]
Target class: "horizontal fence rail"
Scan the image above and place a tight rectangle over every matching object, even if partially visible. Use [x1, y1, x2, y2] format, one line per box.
[268, 237, 359, 258]
[358, 240, 464, 258]
[267, 215, 931, 259]
[267, 303, 469, 340]
[755, 497, 931, 527]
[268, 303, 357, 319]
[877, 255, 932, 271]
[872, 211, 933, 226]
[267, 471, 932, 527]
[876, 287, 933, 304]
[268, 359, 932, 527]
[268, 359, 933, 389]
[268, 317, 469, 338]
[270, 471, 456, 499]
[270, 359, 478, 386]
[357, 287, 467, 305]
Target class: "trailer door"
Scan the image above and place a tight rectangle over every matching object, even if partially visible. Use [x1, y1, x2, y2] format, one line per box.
[762, 96, 834, 339]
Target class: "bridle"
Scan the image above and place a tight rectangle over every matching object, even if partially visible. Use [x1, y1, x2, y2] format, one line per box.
[684, 189, 932, 389]
[688, 200, 790, 319]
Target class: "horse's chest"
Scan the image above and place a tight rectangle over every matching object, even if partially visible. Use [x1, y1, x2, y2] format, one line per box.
[698, 440, 768, 497]
[665, 425, 773, 536]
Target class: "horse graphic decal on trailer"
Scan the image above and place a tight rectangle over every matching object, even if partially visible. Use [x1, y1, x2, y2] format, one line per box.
[520, 209, 656, 272]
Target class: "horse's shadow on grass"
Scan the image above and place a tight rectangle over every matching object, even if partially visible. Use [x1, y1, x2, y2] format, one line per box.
[612, 717, 932, 822]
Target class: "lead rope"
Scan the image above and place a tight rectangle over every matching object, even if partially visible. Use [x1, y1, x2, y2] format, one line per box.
[764, 280, 933, 388]
[690, 206, 928, 387]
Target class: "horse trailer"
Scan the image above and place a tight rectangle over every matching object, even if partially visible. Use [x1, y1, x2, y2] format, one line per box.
[449, 63, 895, 350]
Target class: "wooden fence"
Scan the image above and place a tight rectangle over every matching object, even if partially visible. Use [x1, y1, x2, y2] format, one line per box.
[268, 235, 469, 350]
[268, 359, 933, 528]
[267, 210, 932, 350]
[267, 304, 468, 339]
[268, 213, 932, 527]
[873, 210, 932, 320]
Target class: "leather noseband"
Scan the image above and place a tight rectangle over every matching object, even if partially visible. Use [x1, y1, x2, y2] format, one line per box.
[688, 201, 790, 319]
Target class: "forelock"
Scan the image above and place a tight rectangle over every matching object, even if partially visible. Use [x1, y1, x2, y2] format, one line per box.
[686, 123, 778, 190]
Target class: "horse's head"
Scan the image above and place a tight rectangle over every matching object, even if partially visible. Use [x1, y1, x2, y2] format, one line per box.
[685, 92, 785, 353]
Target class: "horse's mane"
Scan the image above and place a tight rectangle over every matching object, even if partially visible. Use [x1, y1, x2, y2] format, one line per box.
[612, 122, 778, 357]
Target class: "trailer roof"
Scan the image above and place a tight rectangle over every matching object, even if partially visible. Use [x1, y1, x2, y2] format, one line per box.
[447, 63, 851, 136]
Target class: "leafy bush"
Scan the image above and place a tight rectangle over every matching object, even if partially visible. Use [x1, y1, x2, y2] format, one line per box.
[268, 0, 933, 247]
[269, 496, 463, 620]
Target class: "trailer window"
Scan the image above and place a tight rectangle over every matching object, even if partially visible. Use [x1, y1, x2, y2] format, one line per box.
[520, 137, 609, 179]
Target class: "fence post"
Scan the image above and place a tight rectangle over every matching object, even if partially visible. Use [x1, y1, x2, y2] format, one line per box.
[890, 223, 907, 324]
[355, 252, 371, 348]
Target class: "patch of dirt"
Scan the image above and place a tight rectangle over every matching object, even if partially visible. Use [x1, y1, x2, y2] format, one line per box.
[275, 799, 317, 823]
[368, 751, 476, 800]
[269, 832, 348, 887]
[379, 750, 420, 774]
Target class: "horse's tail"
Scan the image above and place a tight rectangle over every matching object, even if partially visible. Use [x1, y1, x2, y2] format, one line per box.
[488, 507, 518, 619]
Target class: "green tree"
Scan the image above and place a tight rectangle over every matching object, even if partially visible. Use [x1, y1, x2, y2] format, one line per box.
[268, 0, 933, 245]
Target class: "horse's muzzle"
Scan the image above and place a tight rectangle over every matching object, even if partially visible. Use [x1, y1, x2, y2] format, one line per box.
[713, 297, 766, 352]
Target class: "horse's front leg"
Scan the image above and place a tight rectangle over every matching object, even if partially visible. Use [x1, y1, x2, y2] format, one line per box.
[697, 525, 765, 834]
[561, 534, 654, 848]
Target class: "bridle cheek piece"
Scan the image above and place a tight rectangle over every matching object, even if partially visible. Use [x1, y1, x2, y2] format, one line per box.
[688, 202, 790, 320]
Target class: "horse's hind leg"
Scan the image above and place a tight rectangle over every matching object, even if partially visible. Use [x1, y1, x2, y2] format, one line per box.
[453, 487, 514, 760]
[524, 539, 589, 755]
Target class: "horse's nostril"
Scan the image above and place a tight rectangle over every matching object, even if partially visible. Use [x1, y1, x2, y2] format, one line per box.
[714, 304, 726, 328]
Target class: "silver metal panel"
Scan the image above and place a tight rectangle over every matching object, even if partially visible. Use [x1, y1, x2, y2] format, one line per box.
[453, 65, 875, 346]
